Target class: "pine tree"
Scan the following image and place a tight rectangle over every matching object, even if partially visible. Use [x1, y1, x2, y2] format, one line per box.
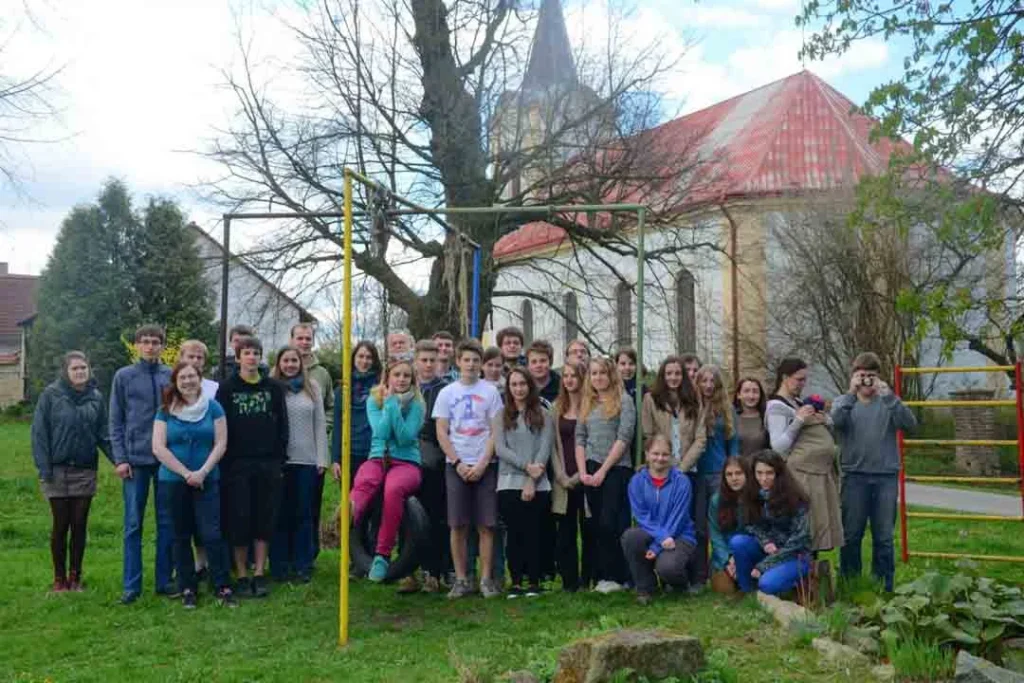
[124, 199, 216, 349]
[29, 181, 135, 392]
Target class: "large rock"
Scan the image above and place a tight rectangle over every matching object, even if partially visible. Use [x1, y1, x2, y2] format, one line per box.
[757, 592, 809, 629]
[553, 630, 704, 683]
[955, 651, 1024, 682]
[812, 638, 870, 668]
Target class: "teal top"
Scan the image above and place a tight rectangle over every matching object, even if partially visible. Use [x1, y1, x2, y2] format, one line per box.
[366, 394, 426, 465]
[155, 400, 226, 482]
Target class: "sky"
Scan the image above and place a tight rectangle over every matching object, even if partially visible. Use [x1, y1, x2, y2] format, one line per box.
[0, 0, 907, 283]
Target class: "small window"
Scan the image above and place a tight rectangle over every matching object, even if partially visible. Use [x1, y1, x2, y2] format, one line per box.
[520, 300, 534, 344]
[563, 292, 578, 347]
[615, 282, 632, 347]
[676, 269, 696, 354]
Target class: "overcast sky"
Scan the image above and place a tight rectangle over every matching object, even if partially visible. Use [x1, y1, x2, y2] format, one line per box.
[0, 0, 902, 282]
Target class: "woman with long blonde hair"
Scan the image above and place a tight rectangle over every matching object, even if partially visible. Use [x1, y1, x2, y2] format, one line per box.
[350, 359, 425, 581]
[689, 365, 739, 589]
[269, 347, 328, 582]
[550, 361, 595, 591]
[574, 356, 636, 594]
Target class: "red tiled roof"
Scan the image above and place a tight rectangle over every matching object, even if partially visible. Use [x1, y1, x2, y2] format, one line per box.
[0, 272, 38, 343]
[494, 70, 909, 259]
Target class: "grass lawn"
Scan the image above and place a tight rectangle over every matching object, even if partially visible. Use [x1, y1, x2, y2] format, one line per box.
[1, 420, 1020, 683]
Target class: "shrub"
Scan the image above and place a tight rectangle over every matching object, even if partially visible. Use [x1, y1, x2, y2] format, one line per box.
[886, 637, 954, 682]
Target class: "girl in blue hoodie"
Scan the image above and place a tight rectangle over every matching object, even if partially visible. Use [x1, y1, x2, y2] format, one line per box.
[331, 341, 383, 484]
[621, 435, 696, 604]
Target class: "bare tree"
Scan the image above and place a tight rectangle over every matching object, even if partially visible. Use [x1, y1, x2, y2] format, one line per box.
[0, 3, 63, 189]
[202, 0, 725, 340]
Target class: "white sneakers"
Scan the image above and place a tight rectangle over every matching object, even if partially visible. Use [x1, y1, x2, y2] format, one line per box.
[593, 580, 625, 594]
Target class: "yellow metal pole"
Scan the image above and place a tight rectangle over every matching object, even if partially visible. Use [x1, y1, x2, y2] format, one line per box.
[339, 170, 354, 647]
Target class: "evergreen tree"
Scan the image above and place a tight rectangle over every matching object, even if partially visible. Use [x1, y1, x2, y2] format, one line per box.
[30, 181, 218, 394]
[29, 181, 135, 392]
[124, 199, 217, 350]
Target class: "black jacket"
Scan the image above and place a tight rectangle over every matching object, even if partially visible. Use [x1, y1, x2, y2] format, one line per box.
[31, 379, 112, 479]
[216, 373, 289, 464]
[418, 376, 450, 446]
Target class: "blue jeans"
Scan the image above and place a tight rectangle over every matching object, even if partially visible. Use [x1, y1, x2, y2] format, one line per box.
[162, 479, 230, 592]
[270, 464, 319, 579]
[122, 464, 174, 595]
[840, 472, 898, 591]
[729, 534, 809, 595]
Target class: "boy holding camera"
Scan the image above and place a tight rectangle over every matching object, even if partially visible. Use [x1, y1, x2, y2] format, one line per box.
[831, 352, 916, 592]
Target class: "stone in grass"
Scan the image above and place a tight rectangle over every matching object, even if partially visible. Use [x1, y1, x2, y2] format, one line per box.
[870, 663, 895, 681]
[757, 591, 809, 629]
[553, 630, 704, 683]
[812, 638, 870, 668]
[955, 651, 1024, 682]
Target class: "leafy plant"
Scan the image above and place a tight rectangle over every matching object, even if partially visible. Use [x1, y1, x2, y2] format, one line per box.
[690, 648, 738, 683]
[862, 572, 1024, 662]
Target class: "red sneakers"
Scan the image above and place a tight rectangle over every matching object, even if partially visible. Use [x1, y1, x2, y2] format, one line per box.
[51, 577, 68, 593]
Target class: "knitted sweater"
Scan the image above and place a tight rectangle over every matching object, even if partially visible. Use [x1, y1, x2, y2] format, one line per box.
[493, 410, 554, 492]
[576, 397, 636, 467]
[283, 383, 329, 467]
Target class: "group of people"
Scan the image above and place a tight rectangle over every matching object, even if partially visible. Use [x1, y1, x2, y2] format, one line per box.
[30, 319, 917, 608]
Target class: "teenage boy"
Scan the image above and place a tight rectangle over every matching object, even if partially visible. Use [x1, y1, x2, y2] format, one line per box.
[496, 326, 526, 375]
[407, 340, 451, 593]
[434, 339, 504, 599]
[831, 352, 916, 592]
[432, 331, 459, 382]
[110, 324, 174, 604]
[680, 353, 702, 385]
[564, 339, 590, 368]
[290, 322, 334, 559]
[216, 337, 289, 598]
[218, 324, 268, 379]
[526, 340, 561, 405]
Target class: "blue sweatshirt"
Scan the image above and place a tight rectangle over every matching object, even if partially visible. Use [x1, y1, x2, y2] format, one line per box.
[366, 394, 426, 464]
[109, 360, 171, 466]
[331, 371, 380, 464]
[628, 467, 697, 555]
[697, 415, 740, 474]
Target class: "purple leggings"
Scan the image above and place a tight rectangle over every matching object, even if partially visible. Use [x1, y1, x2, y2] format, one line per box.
[351, 459, 422, 556]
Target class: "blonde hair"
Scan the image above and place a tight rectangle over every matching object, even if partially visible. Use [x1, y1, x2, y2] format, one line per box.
[695, 365, 734, 438]
[370, 359, 424, 407]
[177, 339, 208, 360]
[579, 357, 623, 420]
[270, 346, 317, 402]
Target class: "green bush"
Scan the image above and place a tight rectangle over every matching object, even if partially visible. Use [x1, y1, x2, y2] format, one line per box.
[862, 572, 1024, 662]
[1, 401, 32, 420]
[886, 636, 954, 682]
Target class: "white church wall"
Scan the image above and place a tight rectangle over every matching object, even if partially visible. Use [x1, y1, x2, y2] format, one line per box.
[492, 219, 728, 370]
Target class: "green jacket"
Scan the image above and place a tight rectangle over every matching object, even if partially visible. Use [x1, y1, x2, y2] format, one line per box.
[306, 361, 335, 429]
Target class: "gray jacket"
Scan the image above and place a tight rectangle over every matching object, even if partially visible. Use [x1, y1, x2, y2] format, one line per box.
[576, 398, 636, 468]
[109, 360, 171, 466]
[831, 392, 917, 474]
[493, 410, 554, 492]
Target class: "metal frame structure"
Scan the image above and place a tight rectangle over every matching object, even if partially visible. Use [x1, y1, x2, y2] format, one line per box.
[338, 167, 650, 645]
[895, 362, 1024, 565]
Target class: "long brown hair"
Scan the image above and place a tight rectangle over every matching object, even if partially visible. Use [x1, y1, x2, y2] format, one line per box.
[161, 362, 202, 413]
[502, 367, 545, 432]
[271, 346, 317, 402]
[553, 361, 587, 419]
[649, 355, 699, 419]
[579, 357, 623, 419]
[744, 449, 808, 523]
[716, 455, 748, 532]
[733, 377, 767, 417]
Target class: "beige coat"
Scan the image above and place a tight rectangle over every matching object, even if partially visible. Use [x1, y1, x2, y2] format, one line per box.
[640, 393, 707, 472]
[551, 416, 584, 515]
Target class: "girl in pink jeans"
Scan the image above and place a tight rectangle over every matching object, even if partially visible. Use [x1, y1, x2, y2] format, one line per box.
[351, 359, 426, 581]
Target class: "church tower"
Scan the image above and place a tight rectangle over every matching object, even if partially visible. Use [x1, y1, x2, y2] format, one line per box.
[493, 0, 602, 201]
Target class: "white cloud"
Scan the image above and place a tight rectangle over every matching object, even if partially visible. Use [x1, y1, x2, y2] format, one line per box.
[686, 5, 767, 28]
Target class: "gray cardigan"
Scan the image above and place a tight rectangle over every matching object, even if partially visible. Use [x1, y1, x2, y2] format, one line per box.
[493, 410, 553, 492]
[576, 398, 636, 468]
[283, 381, 329, 467]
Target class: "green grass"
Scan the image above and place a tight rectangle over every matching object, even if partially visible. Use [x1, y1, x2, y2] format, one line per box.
[0, 419, 1019, 682]
[886, 637, 955, 682]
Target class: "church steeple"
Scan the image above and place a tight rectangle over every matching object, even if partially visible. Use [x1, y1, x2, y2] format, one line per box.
[522, 0, 578, 92]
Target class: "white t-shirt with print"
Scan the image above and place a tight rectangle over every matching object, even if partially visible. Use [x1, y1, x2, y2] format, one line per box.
[432, 379, 504, 466]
